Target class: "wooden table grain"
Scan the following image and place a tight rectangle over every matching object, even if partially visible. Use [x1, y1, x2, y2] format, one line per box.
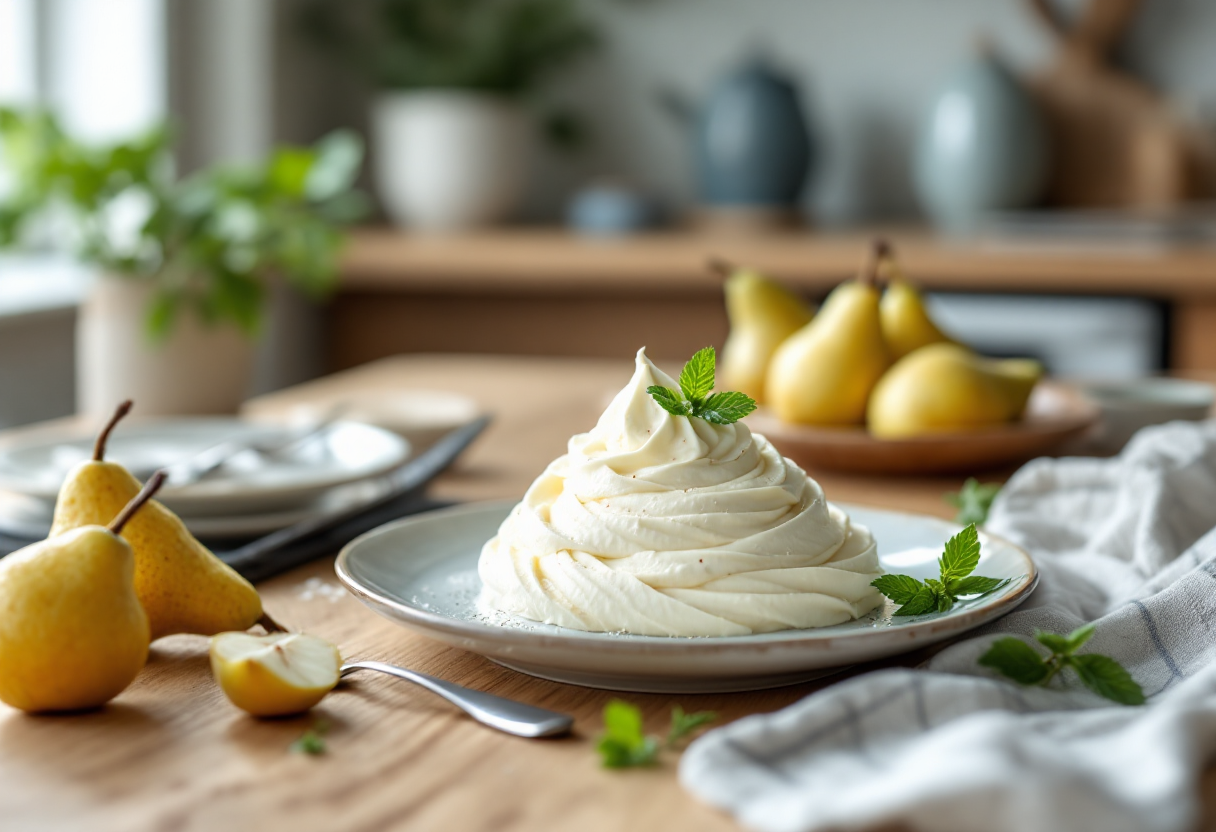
[4, 354, 1214, 832]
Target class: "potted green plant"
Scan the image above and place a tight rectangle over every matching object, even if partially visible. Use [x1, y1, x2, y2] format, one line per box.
[0, 108, 365, 417]
[304, 0, 596, 231]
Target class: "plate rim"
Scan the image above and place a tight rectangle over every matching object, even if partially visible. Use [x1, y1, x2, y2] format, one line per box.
[0, 417, 411, 503]
[335, 499, 1039, 654]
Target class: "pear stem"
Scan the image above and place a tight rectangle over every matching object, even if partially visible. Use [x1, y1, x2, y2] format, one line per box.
[93, 400, 134, 461]
[258, 611, 288, 633]
[108, 469, 166, 535]
[860, 238, 895, 287]
[706, 256, 735, 279]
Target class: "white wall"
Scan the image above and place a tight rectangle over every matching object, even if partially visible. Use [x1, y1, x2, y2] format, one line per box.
[524, 0, 1216, 225]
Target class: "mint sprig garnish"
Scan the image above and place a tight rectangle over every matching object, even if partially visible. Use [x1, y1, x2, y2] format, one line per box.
[945, 478, 1001, 525]
[870, 524, 1011, 616]
[647, 346, 757, 425]
[596, 700, 717, 768]
[979, 624, 1145, 706]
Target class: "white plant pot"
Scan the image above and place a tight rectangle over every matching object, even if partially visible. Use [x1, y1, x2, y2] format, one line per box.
[76, 276, 257, 419]
[372, 91, 528, 231]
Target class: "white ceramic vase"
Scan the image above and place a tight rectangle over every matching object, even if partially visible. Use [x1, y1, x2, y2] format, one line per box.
[76, 276, 257, 419]
[372, 91, 528, 231]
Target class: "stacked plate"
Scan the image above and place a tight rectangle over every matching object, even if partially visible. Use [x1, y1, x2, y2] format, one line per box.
[0, 418, 414, 541]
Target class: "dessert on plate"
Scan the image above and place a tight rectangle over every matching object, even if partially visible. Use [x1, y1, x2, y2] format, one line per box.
[478, 348, 884, 637]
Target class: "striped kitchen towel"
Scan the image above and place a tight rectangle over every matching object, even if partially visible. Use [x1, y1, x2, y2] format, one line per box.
[681, 419, 1216, 832]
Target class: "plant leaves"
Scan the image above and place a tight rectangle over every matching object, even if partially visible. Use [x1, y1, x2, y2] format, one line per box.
[647, 385, 691, 416]
[678, 346, 716, 404]
[1070, 654, 1145, 706]
[939, 524, 981, 583]
[892, 585, 940, 616]
[667, 706, 716, 747]
[944, 479, 1002, 526]
[870, 574, 925, 605]
[697, 391, 757, 425]
[978, 638, 1051, 685]
[949, 576, 1010, 598]
[598, 700, 660, 768]
[1064, 623, 1097, 654]
[1034, 630, 1074, 654]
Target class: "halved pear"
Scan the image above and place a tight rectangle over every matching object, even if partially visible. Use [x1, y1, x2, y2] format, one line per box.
[210, 632, 341, 717]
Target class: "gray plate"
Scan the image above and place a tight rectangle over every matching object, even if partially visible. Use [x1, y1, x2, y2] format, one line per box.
[337, 501, 1038, 693]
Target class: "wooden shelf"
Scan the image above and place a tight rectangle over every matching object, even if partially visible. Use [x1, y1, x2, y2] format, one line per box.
[341, 227, 1216, 299]
[330, 226, 1216, 372]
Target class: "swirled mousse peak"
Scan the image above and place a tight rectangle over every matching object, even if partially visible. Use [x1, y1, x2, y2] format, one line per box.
[477, 348, 883, 637]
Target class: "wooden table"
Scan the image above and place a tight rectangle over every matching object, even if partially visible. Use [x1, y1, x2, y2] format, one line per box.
[331, 228, 1216, 372]
[4, 354, 1215, 832]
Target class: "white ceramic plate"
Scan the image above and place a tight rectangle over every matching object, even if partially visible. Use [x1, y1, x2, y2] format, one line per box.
[0, 476, 395, 540]
[0, 418, 409, 516]
[282, 390, 481, 451]
[337, 501, 1038, 693]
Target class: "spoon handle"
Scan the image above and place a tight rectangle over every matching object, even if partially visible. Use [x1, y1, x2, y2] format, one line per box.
[340, 661, 574, 739]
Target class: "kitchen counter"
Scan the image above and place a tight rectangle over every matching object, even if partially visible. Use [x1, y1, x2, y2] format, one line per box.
[4, 353, 1216, 831]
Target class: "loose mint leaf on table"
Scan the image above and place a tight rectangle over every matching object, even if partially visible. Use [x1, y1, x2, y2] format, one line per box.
[597, 700, 717, 768]
[598, 700, 659, 768]
[290, 719, 331, 755]
[979, 625, 1144, 706]
[944, 478, 1002, 526]
[872, 524, 1009, 616]
[698, 391, 758, 425]
[978, 637, 1051, 685]
[678, 346, 717, 404]
[667, 706, 717, 747]
[1070, 654, 1146, 706]
[647, 347, 757, 426]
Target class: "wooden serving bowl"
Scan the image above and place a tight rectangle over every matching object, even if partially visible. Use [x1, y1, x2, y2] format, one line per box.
[749, 382, 1100, 475]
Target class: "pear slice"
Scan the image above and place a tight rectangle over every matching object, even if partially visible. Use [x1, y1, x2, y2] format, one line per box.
[210, 632, 341, 717]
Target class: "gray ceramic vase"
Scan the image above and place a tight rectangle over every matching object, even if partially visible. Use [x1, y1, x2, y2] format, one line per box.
[691, 58, 814, 207]
[914, 51, 1050, 230]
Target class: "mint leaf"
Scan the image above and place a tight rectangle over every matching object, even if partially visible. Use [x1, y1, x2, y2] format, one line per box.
[892, 585, 939, 616]
[667, 706, 716, 747]
[647, 386, 691, 417]
[647, 349, 756, 425]
[944, 479, 1001, 526]
[871, 574, 925, 605]
[949, 576, 1010, 597]
[979, 638, 1051, 685]
[939, 524, 981, 582]
[1064, 623, 1097, 654]
[698, 391, 758, 425]
[1070, 654, 1145, 706]
[597, 735, 660, 768]
[1034, 630, 1074, 654]
[290, 718, 331, 755]
[678, 346, 716, 404]
[598, 700, 659, 768]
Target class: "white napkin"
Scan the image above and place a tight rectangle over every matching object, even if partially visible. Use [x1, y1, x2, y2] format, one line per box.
[680, 420, 1216, 832]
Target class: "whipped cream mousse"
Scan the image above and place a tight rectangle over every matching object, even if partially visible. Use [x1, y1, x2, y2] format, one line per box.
[478, 349, 884, 637]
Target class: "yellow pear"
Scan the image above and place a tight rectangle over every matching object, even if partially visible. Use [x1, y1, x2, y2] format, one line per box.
[0, 473, 162, 712]
[210, 632, 342, 717]
[766, 252, 890, 425]
[867, 343, 1043, 439]
[717, 259, 815, 403]
[880, 272, 958, 361]
[50, 402, 265, 641]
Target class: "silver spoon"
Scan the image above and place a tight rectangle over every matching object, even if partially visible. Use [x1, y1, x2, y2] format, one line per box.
[339, 661, 574, 738]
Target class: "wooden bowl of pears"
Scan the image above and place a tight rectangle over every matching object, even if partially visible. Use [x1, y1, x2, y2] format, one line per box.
[718, 242, 1100, 475]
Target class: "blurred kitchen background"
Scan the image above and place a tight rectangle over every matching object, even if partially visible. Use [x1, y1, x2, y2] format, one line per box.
[2, 0, 1215, 428]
